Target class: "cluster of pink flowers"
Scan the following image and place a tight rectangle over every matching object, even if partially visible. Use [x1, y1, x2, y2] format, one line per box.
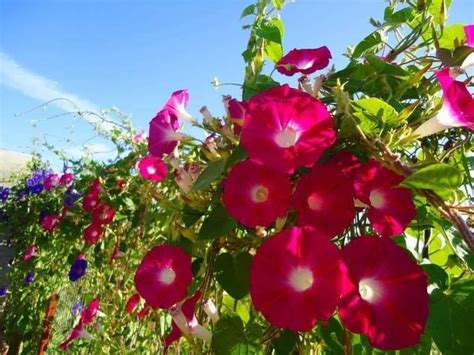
[139, 46, 433, 350]
[82, 179, 116, 244]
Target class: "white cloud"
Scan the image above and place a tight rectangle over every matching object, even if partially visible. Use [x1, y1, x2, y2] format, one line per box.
[0, 52, 115, 133]
[63, 143, 116, 159]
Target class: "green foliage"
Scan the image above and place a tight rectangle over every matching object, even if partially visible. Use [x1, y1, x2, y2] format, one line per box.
[215, 252, 252, 299]
[1, 0, 473, 354]
[211, 313, 252, 354]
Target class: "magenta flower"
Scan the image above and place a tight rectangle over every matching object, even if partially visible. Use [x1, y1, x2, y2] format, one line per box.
[89, 178, 102, 194]
[276, 47, 332, 76]
[339, 236, 429, 350]
[59, 173, 74, 185]
[138, 155, 168, 182]
[80, 298, 100, 325]
[59, 323, 92, 351]
[250, 227, 345, 332]
[92, 204, 116, 225]
[222, 160, 292, 228]
[292, 164, 355, 238]
[40, 213, 60, 232]
[82, 192, 100, 213]
[126, 293, 141, 314]
[83, 222, 103, 245]
[414, 68, 474, 137]
[224, 96, 248, 135]
[44, 174, 60, 191]
[134, 245, 192, 309]
[165, 89, 192, 122]
[148, 109, 183, 157]
[23, 244, 37, 261]
[241, 85, 335, 173]
[465, 25, 474, 46]
[133, 131, 147, 143]
[353, 160, 416, 237]
[165, 293, 201, 352]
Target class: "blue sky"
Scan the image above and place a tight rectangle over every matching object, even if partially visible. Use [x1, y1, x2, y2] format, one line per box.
[1, 0, 473, 168]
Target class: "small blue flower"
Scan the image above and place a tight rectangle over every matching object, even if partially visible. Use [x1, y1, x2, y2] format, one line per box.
[71, 302, 83, 316]
[24, 271, 35, 285]
[0, 284, 7, 297]
[64, 185, 81, 207]
[30, 183, 44, 195]
[0, 186, 10, 202]
[68, 259, 88, 282]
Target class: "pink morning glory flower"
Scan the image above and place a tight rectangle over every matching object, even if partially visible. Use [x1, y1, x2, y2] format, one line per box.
[222, 160, 292, 228]
[137, 155, 168, 182]
[339, 236, 429, 350]
[134, 245, 192, 309]
[23, 245, 37, 261]
[83, 222, 103, 245]
[165, 90, 193, 122]
[276, 47, 332, 76]
[148, 109, 183, 157]
[349, 159, 416, 237]
[241, 85, 335, 174]
[44, 174, 60, 191]
[292, 164, 355, 238]
[414, 68, 474, 137]
[250, 226, 345, 332]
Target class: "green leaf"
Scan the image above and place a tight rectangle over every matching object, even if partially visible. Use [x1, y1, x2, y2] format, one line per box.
[272, 329, 298, 354]
[384, 6, 414, 24]
[264, 41, 283, 63]
[255, 18, 284, 44]
[427, 278, 474, 354]
[439, 23, 466, 50]
[428, 0, 452, 25]
[320, 317, 344, 353]
[191, 159, 225, 192]
[243, 75, 279, 100]
[212, 313, 250, 354]
[240, 4, 255, 19]
[198, 203, 236, 240]
[182, 205, 203, 227]
[215, 252, 252, 299]
[401, 163, 463, 193]
[352, 97, 399, 133]
[352, 31, 383, 58]
[422, 263, 448, 290]
[272, 0, 283, 10]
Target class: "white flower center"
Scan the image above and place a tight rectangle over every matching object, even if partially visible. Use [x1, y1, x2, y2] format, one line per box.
[369, 190, 385, 209]
[307, 194, 323, 210]
[289, 267, 314, 292]
[275, 127, 299, 148]
[92, 231, 98, 237]
[91, 200, 97, 206]
[159, 268, 176, 285]
[358, 279, 378, 302]
[147, 166, 157, 175]
[251, 185, 269, 203]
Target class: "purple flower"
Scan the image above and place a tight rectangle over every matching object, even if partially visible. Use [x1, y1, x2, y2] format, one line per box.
[24, 272, 35, 285]
[0, 187, 10, 202]
[69, 259, 87, 282]
[64, 185, 81, 207]
[0, 284, 7, 297]
[71, 302, 83, 316]
[29, 183, 44, 195]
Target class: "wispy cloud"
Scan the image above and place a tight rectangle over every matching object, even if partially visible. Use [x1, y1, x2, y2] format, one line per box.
[64, 143, 117, 159]
[0, 52, 115, 133]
